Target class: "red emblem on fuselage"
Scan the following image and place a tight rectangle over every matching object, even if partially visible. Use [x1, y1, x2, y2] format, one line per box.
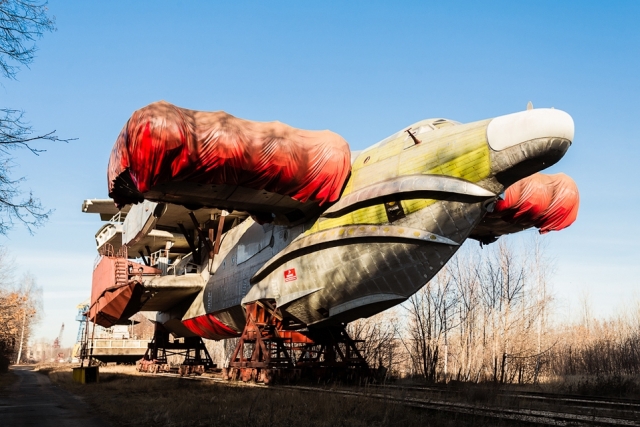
[284, 268, 297, 282]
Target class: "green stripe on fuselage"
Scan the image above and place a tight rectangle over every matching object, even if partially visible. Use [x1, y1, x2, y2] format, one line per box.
[306, 119, 491, 234]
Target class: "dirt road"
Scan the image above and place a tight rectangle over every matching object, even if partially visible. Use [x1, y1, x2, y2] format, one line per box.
[0, 366, 110, 427]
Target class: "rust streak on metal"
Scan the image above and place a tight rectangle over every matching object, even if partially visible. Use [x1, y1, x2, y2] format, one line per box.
[208, 228, 215, 259]
[213, 214, 225, 255]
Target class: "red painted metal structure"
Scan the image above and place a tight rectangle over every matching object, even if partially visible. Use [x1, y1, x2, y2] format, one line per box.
[89, 244, 161, 328]
[224, 301, 370, 384]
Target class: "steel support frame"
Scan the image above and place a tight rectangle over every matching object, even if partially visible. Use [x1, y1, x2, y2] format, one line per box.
[137, 324, 214, 375]
[225, 300, 371, 384]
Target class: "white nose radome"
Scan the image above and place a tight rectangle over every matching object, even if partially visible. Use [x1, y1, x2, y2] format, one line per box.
[487, 109, 574, 151]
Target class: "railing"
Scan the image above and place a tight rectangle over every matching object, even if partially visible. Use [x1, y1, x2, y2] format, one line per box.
[93, 243, 130, 285]
[99, 243, 128, 259]
[166, 252, 200, 276]
[108, 211, 126, 223]
[149, 248, 169, 267]
[90, 339, 148, 349]
[95, 223, 122, 250]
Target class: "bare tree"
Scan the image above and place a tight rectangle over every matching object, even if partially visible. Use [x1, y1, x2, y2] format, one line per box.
[348, 309, 400, 377]
[14, 272, 41, 363]
[403, 270, 457, 382]
[397, 237, 557, 384]
[446, 247, 482, 382]
[0, 248, 42, 369]
[1, 0, 55, 78]
[0, 1, 71, 235]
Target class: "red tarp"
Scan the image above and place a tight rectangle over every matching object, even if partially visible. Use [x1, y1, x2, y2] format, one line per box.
[493, 173, 579, 234]
[108, 101, 351, 209]
[182, 314, 239, 340]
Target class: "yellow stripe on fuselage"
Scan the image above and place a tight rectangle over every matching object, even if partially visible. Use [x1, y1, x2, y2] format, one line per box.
[306, 119, 491, 234]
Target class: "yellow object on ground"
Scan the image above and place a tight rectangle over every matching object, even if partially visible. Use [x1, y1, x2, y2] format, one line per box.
[72, 366, 99, 384]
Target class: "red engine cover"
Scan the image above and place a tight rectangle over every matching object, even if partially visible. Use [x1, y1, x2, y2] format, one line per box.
[108, 101, 351, 210]
[494, 173, 579, 234]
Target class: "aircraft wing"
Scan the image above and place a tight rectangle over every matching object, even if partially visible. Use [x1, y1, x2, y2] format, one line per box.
[82, 199, 131, 221]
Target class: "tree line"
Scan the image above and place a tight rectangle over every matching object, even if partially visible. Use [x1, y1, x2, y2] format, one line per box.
[0, 247, 41, 371]
[350, 236, 640, 384]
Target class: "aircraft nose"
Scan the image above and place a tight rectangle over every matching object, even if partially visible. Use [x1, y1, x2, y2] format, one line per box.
[487, 108, 574, 151]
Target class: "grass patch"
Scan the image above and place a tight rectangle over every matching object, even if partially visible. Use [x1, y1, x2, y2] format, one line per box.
[548, 374, 640, 399]
[45, 367, 531, 427]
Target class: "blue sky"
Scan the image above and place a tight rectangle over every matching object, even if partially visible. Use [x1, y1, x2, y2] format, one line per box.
[1, 1, 638, 346]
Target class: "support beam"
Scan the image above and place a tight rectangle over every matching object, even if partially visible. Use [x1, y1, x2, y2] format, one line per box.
[208, 228, 215, 259]
[137, 325, 214, 375]
[213, 213, 226, 255]
[189, 212, 213, 254]
[225, 301, 370, 384]
[178, 222, 200, 264]
[138, 251, 150, 266]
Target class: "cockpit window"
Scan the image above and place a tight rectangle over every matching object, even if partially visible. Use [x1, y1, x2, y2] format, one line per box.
[431, 119, 458, 129]
[409, 118, 460, 135]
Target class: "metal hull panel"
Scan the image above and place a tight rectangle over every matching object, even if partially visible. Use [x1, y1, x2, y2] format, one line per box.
[243, 200, 484, 327]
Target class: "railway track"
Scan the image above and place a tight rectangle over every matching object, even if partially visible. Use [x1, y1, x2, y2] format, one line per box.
[368, 383, 640, 416]
[144, 372, 640, 426]
[281, 384, 640, 426]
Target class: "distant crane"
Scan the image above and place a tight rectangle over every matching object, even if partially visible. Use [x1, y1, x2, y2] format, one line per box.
[53, 323, 64, 349]
[52, 323, 65, 363]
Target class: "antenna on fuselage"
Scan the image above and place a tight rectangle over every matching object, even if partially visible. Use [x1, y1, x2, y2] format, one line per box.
[405, 128, 421, 145]
[527, 101, 533, 110]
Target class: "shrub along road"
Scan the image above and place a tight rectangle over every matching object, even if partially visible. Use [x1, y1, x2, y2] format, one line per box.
[0, 366, 110, 427]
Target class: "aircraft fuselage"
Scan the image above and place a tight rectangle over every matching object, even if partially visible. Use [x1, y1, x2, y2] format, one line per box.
[190, 109, 572, 336]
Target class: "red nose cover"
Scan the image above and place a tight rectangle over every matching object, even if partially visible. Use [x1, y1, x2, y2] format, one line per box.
[107, 101, 351, 208]
[493, 173, 579, 234]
